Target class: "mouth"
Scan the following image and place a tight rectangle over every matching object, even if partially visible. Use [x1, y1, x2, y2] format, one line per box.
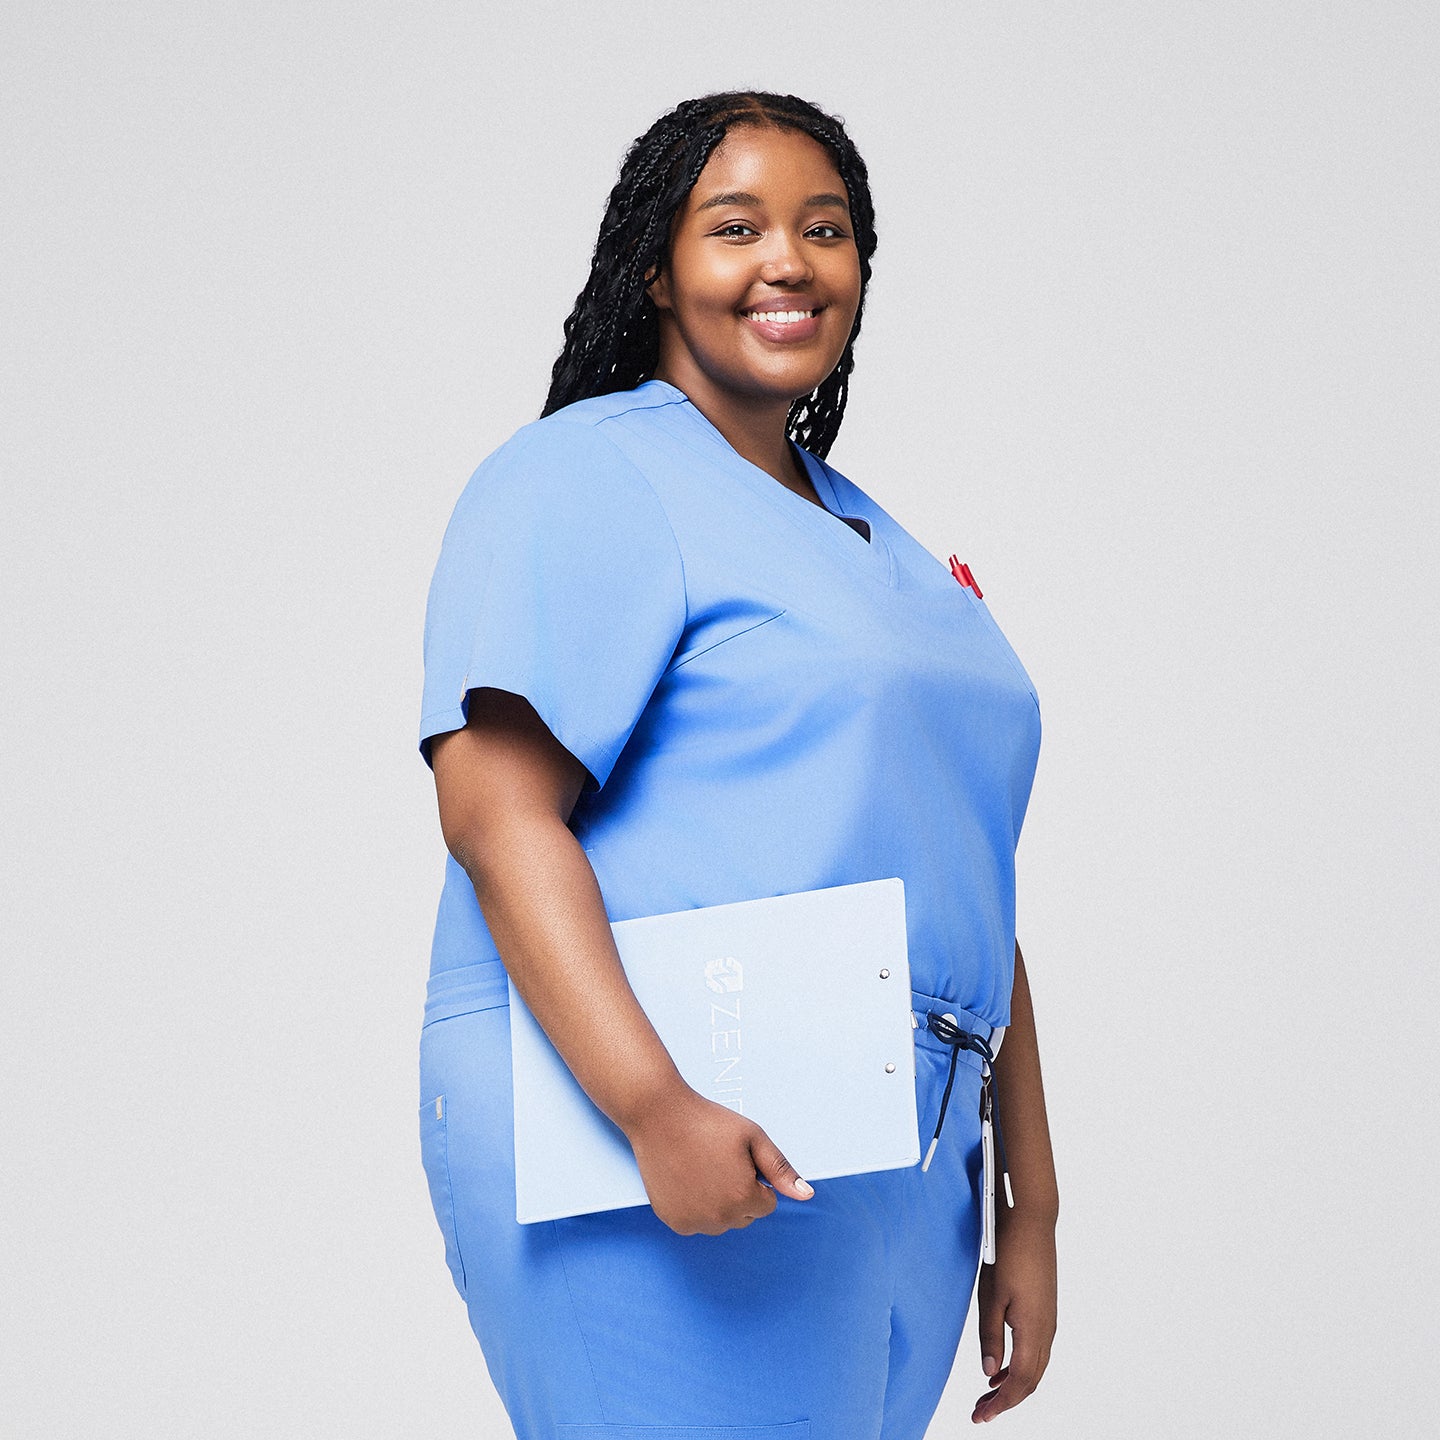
[742, 306, 822, 325]
[741, 305, 825, 342]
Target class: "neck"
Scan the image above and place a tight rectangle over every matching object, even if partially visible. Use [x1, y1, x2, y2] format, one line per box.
[652, 361, 806, 492]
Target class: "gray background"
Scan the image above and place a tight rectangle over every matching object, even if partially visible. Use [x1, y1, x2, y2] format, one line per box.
[4, 2, 1436, 1436]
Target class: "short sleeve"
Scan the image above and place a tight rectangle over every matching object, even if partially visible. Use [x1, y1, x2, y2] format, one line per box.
[418, 418, 688, 792]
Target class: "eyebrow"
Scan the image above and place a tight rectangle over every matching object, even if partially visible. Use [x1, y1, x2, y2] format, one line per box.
[694, 189, 850, 213]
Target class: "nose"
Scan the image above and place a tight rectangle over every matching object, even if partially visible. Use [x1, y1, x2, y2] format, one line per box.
[757, 229, 814, 286]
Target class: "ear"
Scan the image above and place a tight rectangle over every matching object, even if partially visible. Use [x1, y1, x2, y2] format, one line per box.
[644, 262, 670, 313]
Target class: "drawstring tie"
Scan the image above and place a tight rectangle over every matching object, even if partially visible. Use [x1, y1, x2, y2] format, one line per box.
[920, 1012, 1012, 1205]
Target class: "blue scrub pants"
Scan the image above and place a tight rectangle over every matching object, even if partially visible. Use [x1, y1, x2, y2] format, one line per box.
[419, 960, 989, 1440]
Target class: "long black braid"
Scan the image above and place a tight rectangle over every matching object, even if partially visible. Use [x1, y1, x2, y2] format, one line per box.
[541, 91, 878, 461]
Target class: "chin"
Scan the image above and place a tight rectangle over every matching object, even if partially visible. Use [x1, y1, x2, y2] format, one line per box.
[740, 358, 839, 400]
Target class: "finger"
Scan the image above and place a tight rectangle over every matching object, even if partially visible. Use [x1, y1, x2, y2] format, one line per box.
[750, 1132, 814, 1200]
[749, 1180, 779, 1218]
[977, 1295, 1007, 1381]
[974, 1325, 1044, 1419]
[1005, 1322, 1045, 1397]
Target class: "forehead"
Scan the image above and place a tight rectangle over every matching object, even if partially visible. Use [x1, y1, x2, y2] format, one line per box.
[683, 125, 847, 210]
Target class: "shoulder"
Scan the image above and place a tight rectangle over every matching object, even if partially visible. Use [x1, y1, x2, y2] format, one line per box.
[448, 414, 653, 535]
[461, 385, 683, 512]
[440, 392, 684, 569]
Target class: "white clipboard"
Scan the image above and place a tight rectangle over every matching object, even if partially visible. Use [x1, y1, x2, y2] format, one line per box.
[509, 877, 920, 1224]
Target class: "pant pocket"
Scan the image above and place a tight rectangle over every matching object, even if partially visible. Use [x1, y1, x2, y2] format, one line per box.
[418, 1094, 467, 1298]
[556, 1425, 811, 1439]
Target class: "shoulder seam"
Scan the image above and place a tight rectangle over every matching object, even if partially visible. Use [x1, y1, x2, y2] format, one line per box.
[586, 426, 689, 634]
[544, 390, 692, 427]
[510, 417, 690, 634]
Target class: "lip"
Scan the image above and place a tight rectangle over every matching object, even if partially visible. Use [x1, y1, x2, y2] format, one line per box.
[740, 301, 825, 344]
[741, 298, 824, 315]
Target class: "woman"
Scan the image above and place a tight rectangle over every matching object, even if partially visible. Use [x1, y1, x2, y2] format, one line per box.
[417, 90, 1058, 1437]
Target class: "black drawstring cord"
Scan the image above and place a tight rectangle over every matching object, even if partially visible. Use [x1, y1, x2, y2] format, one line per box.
[922, 1011, 990, 1170]
[921, 1013, 1012, 1207]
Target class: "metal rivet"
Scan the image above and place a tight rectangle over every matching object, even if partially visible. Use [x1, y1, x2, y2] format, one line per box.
[879, 968, 890, 979]
[885, 1062, 896, 1073]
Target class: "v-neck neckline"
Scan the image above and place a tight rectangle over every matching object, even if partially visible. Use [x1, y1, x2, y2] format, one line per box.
[640, 378, 896, 588]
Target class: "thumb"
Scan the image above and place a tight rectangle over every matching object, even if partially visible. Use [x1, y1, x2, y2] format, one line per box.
[750, 1131, 814, 1200]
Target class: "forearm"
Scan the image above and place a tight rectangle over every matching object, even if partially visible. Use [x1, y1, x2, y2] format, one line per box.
[993, 939, 1060, 1227]
[464, 812, 688, 1135]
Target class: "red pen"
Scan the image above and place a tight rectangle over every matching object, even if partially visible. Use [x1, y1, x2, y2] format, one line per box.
[947, 554, 983, 599]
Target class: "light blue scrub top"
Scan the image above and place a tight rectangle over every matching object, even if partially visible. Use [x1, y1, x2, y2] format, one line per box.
[419, 378, 1041, 1028]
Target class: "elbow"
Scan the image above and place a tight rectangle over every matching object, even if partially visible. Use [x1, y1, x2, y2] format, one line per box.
[439, 815, 482, 882]
[437, 799, 510, 892]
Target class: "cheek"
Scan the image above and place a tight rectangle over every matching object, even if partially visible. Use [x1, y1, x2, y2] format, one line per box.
[665, 243, 748, 308]
[825, 253, 862, 306]
[687, 263, 749, 318]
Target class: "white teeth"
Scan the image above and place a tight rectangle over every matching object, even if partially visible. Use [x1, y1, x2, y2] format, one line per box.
[746, 310, 815, 324]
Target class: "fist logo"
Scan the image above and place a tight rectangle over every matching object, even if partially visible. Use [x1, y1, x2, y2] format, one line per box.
[704, 956, 744, 994]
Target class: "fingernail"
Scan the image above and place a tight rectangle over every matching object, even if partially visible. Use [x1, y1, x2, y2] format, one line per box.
[795, 1178, 814, 1197]
[983, 1355, 997, 1376]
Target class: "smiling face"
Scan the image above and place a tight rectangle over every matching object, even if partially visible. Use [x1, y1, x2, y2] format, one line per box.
[646, 124, 862, 421]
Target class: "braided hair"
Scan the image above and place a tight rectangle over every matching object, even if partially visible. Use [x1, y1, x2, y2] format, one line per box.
[541, 91, 878, 460]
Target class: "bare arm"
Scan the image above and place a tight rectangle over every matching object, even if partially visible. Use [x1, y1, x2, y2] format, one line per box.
[971, 939, 1059, 1422]
[993, 940, 1060, 1225]
[429, 686, 814, 1235]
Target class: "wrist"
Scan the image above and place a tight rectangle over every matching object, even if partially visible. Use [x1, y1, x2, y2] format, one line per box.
[612, 1067, 694, 1139]
[996, 1197, 1059, 1234]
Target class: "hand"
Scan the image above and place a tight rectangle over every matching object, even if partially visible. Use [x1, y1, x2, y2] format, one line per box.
[623, 1082, 815, 1236]
[972, 1212, 1057, 1423]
